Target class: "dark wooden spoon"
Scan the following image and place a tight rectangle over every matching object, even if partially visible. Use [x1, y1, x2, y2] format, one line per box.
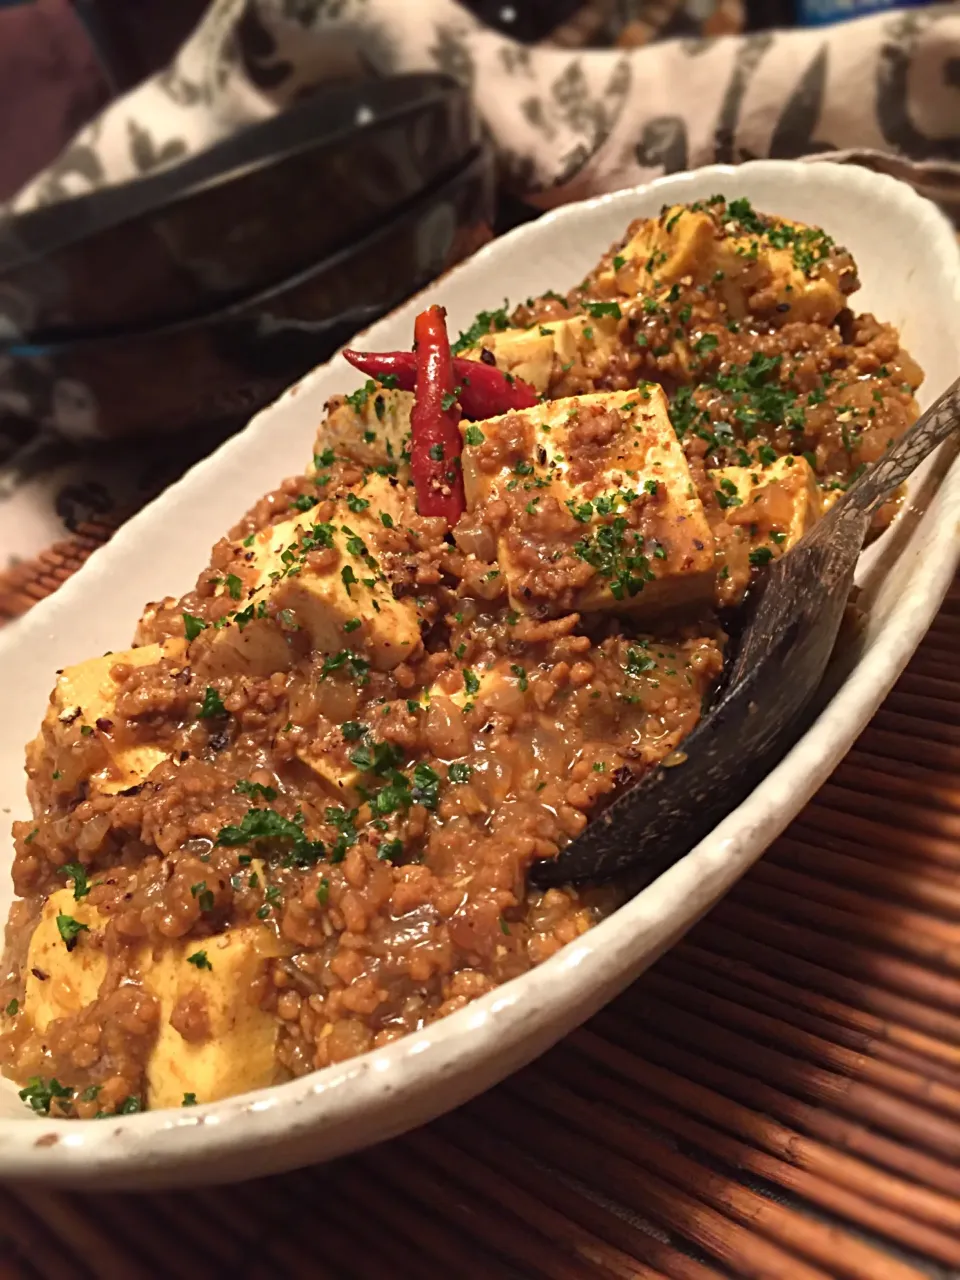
[532, 374, 960, 887]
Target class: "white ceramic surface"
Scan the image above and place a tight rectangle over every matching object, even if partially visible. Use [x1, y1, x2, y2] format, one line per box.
[1, 161, 958, 1188]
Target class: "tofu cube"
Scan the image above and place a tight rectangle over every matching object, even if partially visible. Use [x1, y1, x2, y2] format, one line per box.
[196, 475, 423, 676]
[313, 384, 412, 478]
[144, 923, 290, 1110]
[24, 888, 290, 1109]
[461, 314, 619, 395]
[460, 388, 715, 619]
[296, 729, 364, 803]
[25, 889, 107, 1032]
[710, 454, 821, 554]
[597, 202, 855, 325]
[43, 639, 186, 795]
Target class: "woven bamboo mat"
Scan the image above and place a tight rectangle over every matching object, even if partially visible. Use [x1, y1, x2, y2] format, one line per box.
[2, 572, 960, 1277]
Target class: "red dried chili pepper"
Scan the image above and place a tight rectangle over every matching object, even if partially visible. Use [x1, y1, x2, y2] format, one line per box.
[408, 306, 466, 524]
[342, 348, 538, 419]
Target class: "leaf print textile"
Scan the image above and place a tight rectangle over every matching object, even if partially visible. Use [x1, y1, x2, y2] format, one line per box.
[5, 0, 959, 218]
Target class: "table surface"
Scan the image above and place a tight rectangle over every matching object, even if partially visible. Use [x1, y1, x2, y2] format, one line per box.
[1, 564, 959, 1275]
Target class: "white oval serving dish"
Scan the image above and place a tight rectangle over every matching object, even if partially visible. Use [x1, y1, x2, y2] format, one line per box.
[1, 160, 958, 1188]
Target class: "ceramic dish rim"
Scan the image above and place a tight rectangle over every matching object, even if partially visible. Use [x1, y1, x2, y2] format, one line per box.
[0, 158, 957, 1182]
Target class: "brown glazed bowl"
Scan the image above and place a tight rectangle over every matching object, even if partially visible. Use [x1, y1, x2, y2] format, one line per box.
[0, 146, 494, 443]
[0, 74, 478, 339]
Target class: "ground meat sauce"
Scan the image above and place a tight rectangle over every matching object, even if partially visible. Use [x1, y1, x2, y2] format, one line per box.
[1, 197, 921, 1117]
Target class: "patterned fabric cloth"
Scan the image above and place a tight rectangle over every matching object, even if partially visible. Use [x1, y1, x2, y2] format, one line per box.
[2, 0, 960, 617]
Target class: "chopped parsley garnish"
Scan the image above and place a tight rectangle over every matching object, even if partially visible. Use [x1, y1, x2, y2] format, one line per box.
[715, 477, 743, 510]
[411, 762, 441, 810]
[671, 350, 805, 448]
[56, 912, 89, 952]
[750, 546, 774, 566]
[186, 951, 212, 970]
[440, 387, 462, 411]
[19, 1077, 73, 1115]
[118, 1096, 142, 1115]
[626, 648, 657, 677]
[190, 881, 216, 913]
[341, 721, 366, 742]
[452, 304, 511, 355]
[428, 443, 444, 462]
[583, 300, 621, 320]
[320, 651, 370, 683]
[380, 511, 394, 528]
[316, 878, 330, 906]
[315, 447, 336, 468]
[198, 687, 226, 719]
[464, 425, 485, 446]
[510, 664, 528, 692]
[182, 1093, 198, 1106]
[5, 999, 18, 1016]
[349, 738, 404, 776]
[573, 518, 654, 600]
[62, 862, 89, 900]
[235, 780, 278, 802]
[183, 612, 207, 642]
[725, 197, 766, 235]
[217, 807, 326, 869]
[291, 494, 318, 513]
[225, 573, 243, 601]
[448, 762, 473, 783]
[346, 493, 370, 513]
[343, 618, 361, 633]
[693, 333, 719, 356]
[345, 380, 377, 413]
[463, 669, 480, 696]
[320, 806, 357, 863]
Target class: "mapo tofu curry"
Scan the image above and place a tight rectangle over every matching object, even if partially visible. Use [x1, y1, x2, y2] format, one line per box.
[2, 196, 921, 1118]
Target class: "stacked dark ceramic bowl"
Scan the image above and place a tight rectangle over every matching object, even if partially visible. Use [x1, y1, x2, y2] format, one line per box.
[0, 74, 493, 442]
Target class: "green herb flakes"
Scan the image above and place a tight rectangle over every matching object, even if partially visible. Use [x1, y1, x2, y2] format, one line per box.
[56, 912, 89, 952]
[183, 612, 207, 642]
[235, 779, 278, 802]
[198, 687, 226, 719]
[62, 862, 89, 900]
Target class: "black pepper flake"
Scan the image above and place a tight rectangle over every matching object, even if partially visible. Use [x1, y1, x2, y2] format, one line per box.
[480, 348, 496, 366]
[31, 968, 48, 982]
[179, 751, 191, 762]
[119, 784, 144, 797]
[776, 302, 791, 313]
[95, 718, 114, 733]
